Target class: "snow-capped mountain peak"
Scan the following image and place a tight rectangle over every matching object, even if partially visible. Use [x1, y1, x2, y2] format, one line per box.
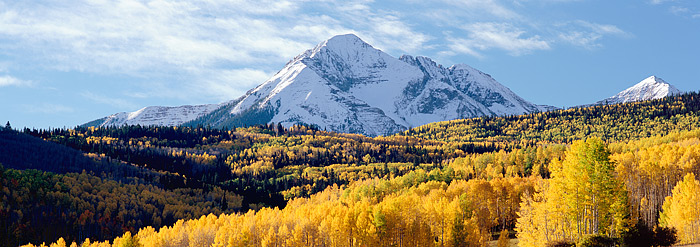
[311, 33, 373, 58]
[599, 76, 681, 104]
[87, 34, 553, 136]
[183, 34, 547, 136]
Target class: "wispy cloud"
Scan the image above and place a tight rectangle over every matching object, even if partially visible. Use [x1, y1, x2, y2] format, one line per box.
[0, 0, 429, 104]
[557, 21, 629, 49]
[439, 0, 521, 20]
[647, 0, 700, 18]
[670, 5, 690, 14]
[668, 5, 700, 18]
[447, 22, 550, 57]
[0, 75, 32, 87]
[650, 0, 675, 4]
[320, 1, 430, 54]
[0, 0, 635, 107]
[428, 1, 628, 58]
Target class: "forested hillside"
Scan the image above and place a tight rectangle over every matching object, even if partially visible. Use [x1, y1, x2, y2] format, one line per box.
[29, 131, 700, 246]
[403, 92, 700, 148]
[0, 129, 242, 246]
[5, 92, 700, 246]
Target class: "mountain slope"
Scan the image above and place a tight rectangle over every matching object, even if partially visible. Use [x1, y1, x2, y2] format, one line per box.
[598, 75, 681, 104]
[187, 34, 547, 136]
[85, 104, 220, 127]
[402, 91, 700, 145]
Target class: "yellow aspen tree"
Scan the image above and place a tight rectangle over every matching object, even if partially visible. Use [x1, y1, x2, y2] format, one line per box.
[49, 238, 66, 247]
[659, 173, 700, 244]
[112, 231, 141, 247]
[517, 138, 629, 245]
[559, 138, 629, 237]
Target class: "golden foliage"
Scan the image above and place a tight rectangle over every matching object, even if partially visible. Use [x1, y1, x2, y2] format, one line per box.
[659, 173, 700, 244]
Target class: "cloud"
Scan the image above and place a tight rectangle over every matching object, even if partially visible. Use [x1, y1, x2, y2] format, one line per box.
[0, 0, 430, 104]
[0, 1, 292, 73]
[319, 1, 430, 55]
[0, 0, 428, 72]
[666, 5, 700, 18]
[0, 75, 32, 87]
[670, 6, 690, 14]
[447, 22, 550, 57]
[558, 31, 604, 49]
[0, 0, 634, 110]
[557, 21, 629, 49]
[431, 2, 629, 58]
[439, 0, 521, 20]
[575, 21, 627, 36]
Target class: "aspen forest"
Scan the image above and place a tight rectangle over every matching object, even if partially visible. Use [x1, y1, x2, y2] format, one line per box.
[2, 92, 700, 246]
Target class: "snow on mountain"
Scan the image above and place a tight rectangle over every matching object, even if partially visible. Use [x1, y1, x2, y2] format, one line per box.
[84, 104, 221, 127]
[187, 34, 548, 136]
[598, 76, 681, 105]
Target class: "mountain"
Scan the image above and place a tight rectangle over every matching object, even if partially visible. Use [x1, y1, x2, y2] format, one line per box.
[86, 34, 550, 136]
[597, 76, 681, 105]
[84, 104, 220, 127]
[185, 34, 548, 136]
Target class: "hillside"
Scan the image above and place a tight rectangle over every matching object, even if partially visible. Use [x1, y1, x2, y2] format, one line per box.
[0, 129, 242, 246]
[29, 128, 700, 247]
[8, 92, 700, 246]
[402, 92, 700, 146]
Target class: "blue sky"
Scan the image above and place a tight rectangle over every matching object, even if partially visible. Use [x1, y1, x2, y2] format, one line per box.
[1, 0, 699, 129]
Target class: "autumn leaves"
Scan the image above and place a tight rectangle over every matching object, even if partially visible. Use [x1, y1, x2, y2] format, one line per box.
[516, 138, 628, 246]
[660, 173, 700, 244]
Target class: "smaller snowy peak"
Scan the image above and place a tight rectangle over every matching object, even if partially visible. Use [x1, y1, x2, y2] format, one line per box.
[599, 76, 681, 104]
[86, 104, 221, 128]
